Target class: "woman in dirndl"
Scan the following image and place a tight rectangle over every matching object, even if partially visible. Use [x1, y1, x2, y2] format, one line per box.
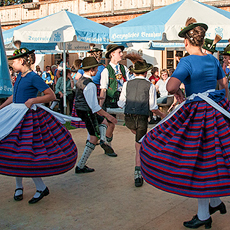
[140, 18, 229, 229]
[0, 48, 78, 204]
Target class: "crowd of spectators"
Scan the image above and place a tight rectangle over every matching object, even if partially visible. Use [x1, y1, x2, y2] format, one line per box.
[6, 48, 230, 120]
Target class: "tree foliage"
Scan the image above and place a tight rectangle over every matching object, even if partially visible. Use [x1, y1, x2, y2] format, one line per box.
[0, 0, 32, 6]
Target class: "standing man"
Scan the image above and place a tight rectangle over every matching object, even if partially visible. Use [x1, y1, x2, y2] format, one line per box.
[118, 59, 165, 187]
[100, 44, 130, 157]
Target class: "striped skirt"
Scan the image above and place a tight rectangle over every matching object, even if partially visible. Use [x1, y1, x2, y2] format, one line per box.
[140, 98, 230, 198]
[0, 107, 78, 177]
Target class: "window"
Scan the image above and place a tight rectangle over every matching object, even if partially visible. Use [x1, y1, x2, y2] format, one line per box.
[166, 51, 174, 69]
[165, 50, 184, 69]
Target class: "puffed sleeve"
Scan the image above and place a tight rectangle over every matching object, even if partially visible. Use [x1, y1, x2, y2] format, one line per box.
[171, 57, 190, 82]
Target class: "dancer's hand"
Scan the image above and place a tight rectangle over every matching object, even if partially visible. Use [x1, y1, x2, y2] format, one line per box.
[174, 89, 185, 104]
[25, 98, 35, 108]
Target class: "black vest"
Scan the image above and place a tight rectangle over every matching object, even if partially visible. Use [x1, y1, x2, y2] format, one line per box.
[75, 76, 94, 111]
[125, 78, 151, 116]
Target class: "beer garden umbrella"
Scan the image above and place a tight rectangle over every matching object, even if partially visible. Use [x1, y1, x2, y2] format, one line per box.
[0, 22, 12, 98]
[7, 10, 110, 114]
[110, 0, 230, 44]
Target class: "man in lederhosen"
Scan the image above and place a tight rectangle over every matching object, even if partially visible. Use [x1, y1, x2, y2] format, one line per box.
[75, 57, 117, 173]
[100, 44, 130, 157]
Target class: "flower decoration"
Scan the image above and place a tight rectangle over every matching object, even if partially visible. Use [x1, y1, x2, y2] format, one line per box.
[21, 49, 27, 53]
[13, 48, 29, 56]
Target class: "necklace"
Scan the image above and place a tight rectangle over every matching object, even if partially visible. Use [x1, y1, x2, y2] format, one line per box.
[21, 69, 32, 76]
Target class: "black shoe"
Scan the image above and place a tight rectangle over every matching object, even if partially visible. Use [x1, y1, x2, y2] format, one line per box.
[149, 117, 161, 124]
[134, 170, 143, 187]
[100, 140, 117, 157]
[28, 187, 49, 204]
[183, 215, 212, 229]
[14, 188, 23, 201]
[209, 202, 227, 215]
[104, 151, 117, 157]
[135, 177, 143, 187]
[75, 165, 95, 173]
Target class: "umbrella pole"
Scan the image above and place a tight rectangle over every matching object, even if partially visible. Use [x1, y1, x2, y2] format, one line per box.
[63, 42, 67, 115]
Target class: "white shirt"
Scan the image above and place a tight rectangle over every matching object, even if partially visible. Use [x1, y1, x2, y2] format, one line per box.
[100, 62, 130, 91]
[82, 74, 101, 113]
[156, 78, 170, 97]
[117, 76, 158, 111]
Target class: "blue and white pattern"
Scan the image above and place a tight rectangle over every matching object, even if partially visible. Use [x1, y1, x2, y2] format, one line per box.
[110, 0, 230, 43]
[12, 10, 109, 44]
[0, 23, 12, 98]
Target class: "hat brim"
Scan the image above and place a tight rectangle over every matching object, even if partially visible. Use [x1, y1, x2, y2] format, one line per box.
[8, 50, 35, 60]
[178, 23, 208, 38]
[220, 51, 230, 56]
[202, 45, 217, 53]
[131, 63, 153, 74]
[87, 49, 103, 53]
[81, 63, 102, 70]
[105, 45, 125, 58]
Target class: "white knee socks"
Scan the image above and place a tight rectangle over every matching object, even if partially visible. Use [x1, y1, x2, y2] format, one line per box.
[15, 177, 47, 198]
[32, 177, 47, 198]
[77, 142, 95, 169]
[15, 177, 23, 196]
[210, 197, 222, 208]
[197, 198, 222, 221]
[99, 124, 107, 142]
[197, 198, 210, 221]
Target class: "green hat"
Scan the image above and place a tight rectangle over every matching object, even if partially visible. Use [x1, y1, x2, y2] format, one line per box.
[105, 44, 125, 59]
[221, 45, 230, 56]
[178, 23, 208, 38]
[80, 57, 102, 70]
[8, 48, 35, 60]
[202, 38, 217, 53]
[87, 48, 103, 53]
[130, 60, 153, 74]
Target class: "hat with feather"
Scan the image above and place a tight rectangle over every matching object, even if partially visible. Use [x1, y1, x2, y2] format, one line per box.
[221, 44, 230, 56]
[125, 52, 152, 74]
[178, 17, 208, 38]
[202, 35, 222, 53]
[87, 43, 103, 53]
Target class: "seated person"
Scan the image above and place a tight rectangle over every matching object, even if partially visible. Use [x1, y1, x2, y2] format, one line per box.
[42, 65, 54, 87]
[150, 69, 170, 124]
[155, 69, 170, 104]
[149, 67, 160, 85]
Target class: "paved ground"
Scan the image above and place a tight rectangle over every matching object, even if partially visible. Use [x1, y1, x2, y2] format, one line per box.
[0, 123, 230, 230]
